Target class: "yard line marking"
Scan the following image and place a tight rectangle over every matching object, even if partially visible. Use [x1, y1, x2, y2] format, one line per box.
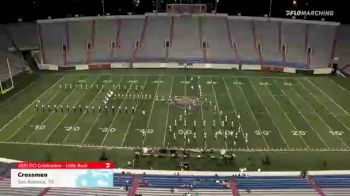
[43, 77, 100, 143]
[100, 76, 140, 146]
[234, 78, 270, 149]
[162, 76, 174, 147]
[268, 80, 309, 149]
[198, 77, 206, 149]
[249, 80, 290, 149]
[330, 79, 350, 96]
[280, 84, 330, 149]
[141, 76, 161, 147]
[184, 76, 187, 96]
[121, 77, 149, 147]
[305, 78, 350, 117]
[1, 141, 349, 152]
[80, 77, 122, 145]
[210, 77, 228, 149]
[7, 87, 62, 141]
[62, 76, 114, 144]
[296, 80, 350, 148]
[222, 78, 248, 149]
[0, 75, 66, 132]
[25, 81, 80, 142]
[6, 114, 36, 141]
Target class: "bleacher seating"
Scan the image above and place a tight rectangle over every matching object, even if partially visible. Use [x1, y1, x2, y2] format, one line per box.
[254, 20, 283, 66]
[0, 26, 13, 51]
[308, 24, 337, 68]
[0, 178, 44, 196]
[136, 15, 171, 62]
[5, 23, 39, 50]
[201, 16, 235, 63]
[113, 17, 144, 61]
[35, 15, 339, 70]
[67, 20, 92, 64]
[0, 51, 27, 81]
[336, 25, 350, 70]
[90, 18, 119, 63]
[168, 15, 202, 62]
[39, 22, 66, 65]
[228, 18, 259, 65]
[281, 22, 307, 68]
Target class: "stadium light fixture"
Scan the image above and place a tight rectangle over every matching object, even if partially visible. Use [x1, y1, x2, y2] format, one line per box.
[268, 0, 273, 19]
[101, 0, 105, 16]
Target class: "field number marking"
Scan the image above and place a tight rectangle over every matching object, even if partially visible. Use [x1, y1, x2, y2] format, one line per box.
[292, 130, 307, 136]
[329, 131, 344, 136]
[255, 130, 271, 136]
[100, 127, 116, 133]
[64, 126, 80, 132]
[137, 129, 154, 134]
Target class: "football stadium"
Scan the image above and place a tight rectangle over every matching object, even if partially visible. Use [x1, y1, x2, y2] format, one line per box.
[1, 0, 350, 195]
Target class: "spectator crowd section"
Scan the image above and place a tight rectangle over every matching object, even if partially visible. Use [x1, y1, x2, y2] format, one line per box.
[0, 26, 29, 82]
[36, 14, 339, 72]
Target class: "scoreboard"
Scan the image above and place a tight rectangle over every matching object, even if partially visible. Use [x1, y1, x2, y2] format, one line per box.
[11, 162, 114, 188]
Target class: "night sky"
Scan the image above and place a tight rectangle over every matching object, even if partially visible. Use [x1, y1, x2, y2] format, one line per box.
[0, 0, 345, 24]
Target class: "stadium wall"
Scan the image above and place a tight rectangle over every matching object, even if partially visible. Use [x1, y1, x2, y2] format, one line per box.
[192, 63, 239, 69]
[36, 62, 334, 75]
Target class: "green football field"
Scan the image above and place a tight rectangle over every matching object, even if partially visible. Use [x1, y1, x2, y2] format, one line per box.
[1, 69, 350, 170]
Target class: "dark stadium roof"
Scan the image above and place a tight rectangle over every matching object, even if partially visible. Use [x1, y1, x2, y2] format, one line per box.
[0, 0, 346, 24]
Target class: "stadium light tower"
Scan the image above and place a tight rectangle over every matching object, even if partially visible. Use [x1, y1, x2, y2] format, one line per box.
[215, 0, 219, 14]
[101, 0, 105, 16]
[268, 0, 273, 19]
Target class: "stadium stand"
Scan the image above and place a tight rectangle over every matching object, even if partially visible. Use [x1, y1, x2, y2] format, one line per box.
[201, 15, 235, 64]
[67, 20, 93, 65]
[136, 15, 171, 62]
[228, 18, 259, 65]
[5, 23, 39, 50]
[113, 16, 144, 62]
[168, 15, 203, 62]
[36, 15, 339, 70]
[336, 25, 350, 73]
[0, 178, 44, 196]
[0, 51, 28, 81]
[39, 22, 66, 65]
[307, 23, 338, 68]
[254, 20, 283, 66]
[0, 26, 13, 50]
[281, 22, 307, 68]
[90, 18, 118, 63]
